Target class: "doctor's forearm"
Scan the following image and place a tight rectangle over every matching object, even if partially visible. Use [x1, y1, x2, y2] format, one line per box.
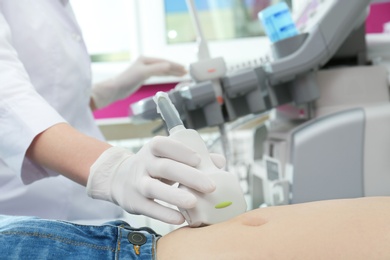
[26, 123, 112, 186]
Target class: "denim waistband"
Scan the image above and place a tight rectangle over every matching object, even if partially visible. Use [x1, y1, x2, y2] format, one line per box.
[0, 216, 161, 260]
[108, 220, 161, 260]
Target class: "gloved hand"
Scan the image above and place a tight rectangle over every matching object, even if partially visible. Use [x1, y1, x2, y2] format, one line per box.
[209, 153, 226, 169]
[91, 56, 187, 109]
[87, 136, 221, 224]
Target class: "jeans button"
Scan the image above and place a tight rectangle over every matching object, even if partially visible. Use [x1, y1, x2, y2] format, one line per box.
[127, 232, 147, 246]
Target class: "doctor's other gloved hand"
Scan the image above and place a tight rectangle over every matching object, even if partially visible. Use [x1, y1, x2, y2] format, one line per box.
[91, 56, 187, 109]
[86, 136, 220, 224]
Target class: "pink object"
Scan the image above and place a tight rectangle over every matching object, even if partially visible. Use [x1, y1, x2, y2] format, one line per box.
[366, 1, 390, 33]
[93, 82, 177, 119]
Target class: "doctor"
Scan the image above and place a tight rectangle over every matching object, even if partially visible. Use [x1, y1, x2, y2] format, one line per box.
[0, 1, 223, 224]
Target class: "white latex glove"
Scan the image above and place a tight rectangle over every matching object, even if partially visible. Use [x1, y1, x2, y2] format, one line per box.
[91, 56, 187, 109]
[209, 153, 226, 169]
[86, 136, 218, 224]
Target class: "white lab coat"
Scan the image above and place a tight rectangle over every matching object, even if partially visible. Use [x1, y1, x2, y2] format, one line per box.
[0, 0, 123, 220]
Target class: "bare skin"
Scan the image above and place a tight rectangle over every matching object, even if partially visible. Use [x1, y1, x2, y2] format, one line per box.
[157, 197, 390, 260]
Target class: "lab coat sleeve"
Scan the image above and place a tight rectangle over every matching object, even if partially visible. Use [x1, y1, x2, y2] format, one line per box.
[0, 11, 67, 183]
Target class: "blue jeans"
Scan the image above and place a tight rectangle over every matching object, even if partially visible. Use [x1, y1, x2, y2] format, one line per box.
[0, 215, 160, 260]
